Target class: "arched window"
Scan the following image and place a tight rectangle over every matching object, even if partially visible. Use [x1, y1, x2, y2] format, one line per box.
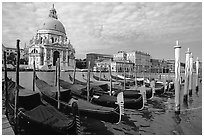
[40, 37, 43, 44]
[31, 49, 38, 54]
[51, 37, 54, 43]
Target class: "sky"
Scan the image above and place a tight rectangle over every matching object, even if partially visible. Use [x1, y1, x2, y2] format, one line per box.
[2, 2, 202, 62]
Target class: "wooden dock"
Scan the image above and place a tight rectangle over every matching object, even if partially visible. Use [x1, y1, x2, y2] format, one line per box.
[2, 114, 15, 135]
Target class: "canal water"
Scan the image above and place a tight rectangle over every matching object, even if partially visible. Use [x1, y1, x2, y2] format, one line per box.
[2, 71, 202, 135]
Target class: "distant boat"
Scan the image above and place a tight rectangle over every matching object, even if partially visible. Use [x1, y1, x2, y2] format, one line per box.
[93, 74, 153, 100]
[5, 78, 80, 135]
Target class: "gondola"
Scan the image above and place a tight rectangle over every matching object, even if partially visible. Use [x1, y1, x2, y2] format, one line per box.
[126, 86, 153, 100]
[154, 82, 165, 95]
[35, 76, 124, 123]
[92, 74, 153, 100]
[92, 74, 110, 81]
[5, 78, 80, 135]
[69, 74, 109, 91]
[59, 78, 144, 110]
[111, 75, 135, 87]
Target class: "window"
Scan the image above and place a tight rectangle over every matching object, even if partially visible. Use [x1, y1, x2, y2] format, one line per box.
[31, 49, 38, 54]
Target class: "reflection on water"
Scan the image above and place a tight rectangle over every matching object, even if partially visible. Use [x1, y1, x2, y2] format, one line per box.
[2, 71, 202, 135]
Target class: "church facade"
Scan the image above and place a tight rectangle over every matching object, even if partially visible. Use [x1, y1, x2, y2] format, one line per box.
[28, 5, 75, 70]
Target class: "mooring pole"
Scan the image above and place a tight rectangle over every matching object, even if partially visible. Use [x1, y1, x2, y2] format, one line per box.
[189, 53, 193, 96]
[4, 51, 8, 116]
[99, 65, 102, 81]
[14, 39, 20, 134]
[195, 57, 199, 91]
[55, 59, 58, 86]
[183, 48, 190, 102]
[109, 64, 112, 96]
[174, 40, 181, 114]
[123, 61, 126, 90]
[57, 58, 60, 109]
[33, 60, 36, 91]
[149, 65, 151, 81]
[87, 61, 91, 101]
[134, 63, 137, 88]
[72, 59, 76, 84]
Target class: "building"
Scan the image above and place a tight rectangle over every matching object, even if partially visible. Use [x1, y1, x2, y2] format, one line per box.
[86, 53, 113, 70]
[166, 60, 185, 73]
[3, 46, 24, 59]
[28, 5, 75, 70]
[113, 51, 127, 61]
[95, 59, 134, 72]
[126, 51, 151, 73]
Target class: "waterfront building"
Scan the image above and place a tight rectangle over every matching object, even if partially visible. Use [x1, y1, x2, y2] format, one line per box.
[113, 51, 127, 61]
[3, 45, 24, 59]
[126, 51, 151, 73]
[86, 53, 113, 70]
[28, 5, 75, 70]
[95, 59, 134, 72]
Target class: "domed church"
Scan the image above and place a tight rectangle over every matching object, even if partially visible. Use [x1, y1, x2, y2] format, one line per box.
[28, 4, 75, 70]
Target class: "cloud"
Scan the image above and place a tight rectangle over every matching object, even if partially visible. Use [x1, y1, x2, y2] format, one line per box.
[2, 2, 202, 61]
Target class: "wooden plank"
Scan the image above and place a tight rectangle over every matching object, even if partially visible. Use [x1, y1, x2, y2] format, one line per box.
[2, 115, 15, 135]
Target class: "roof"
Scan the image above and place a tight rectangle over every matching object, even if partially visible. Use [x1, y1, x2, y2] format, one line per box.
[39, 17, 66, 35]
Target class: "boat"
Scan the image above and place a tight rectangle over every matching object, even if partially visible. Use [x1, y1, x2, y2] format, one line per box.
[154, 82, 165, 95]
[92, 73, 111, 81]
[59, 78, 144, 110]
[5, 78, 80, 135]
[92, 74, 153, 100]
[111, 75, 135, 87]
[69, 74, 109, 91]
[35, 76, 124, 123]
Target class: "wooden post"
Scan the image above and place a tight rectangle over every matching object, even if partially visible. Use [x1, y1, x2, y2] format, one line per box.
[57, 58, 60, 109]
[109, 64, 112, 96]
[87, 61, 91, 101]
[4, 51, 8, 116]
[123, 61, 126, 90]
[99, 65, 102, 81]
[72, 59, 76, 84]
[142, 65, 145, 85]
[55, 59, 58, 86]
[116, 63, 118, 82]
[14, 39, 20, 134]
[183, 48, 190, 102]
[174, 40, 181, 114]
[189, 53, 193, 96]
[195, 57, 199, 91]
[149, 65, 151, 80]
[134, 63, 137, 87]
[33, 60, 36, 91]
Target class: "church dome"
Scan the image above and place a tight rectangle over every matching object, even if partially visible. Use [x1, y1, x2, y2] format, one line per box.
[39, 4, 66, 35]
[40, 17, 66, 34]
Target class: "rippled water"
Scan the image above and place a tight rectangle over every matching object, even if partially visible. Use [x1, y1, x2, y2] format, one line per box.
[2, 71, 202, 135]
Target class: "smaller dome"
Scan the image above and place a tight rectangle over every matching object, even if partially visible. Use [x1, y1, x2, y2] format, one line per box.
[40, 17, 66, 34]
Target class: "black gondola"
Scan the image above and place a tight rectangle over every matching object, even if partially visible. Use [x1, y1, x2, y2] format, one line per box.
[5, 78, 80, 135]
[59, 78, 144, 110]
[35, 76, 124, 123]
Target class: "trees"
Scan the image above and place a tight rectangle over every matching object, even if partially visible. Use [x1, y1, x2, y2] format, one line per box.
[7, 52, 16, 66]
